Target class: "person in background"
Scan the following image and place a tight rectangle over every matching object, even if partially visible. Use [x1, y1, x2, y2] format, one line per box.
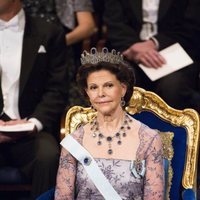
[104, 0, 200, 111]
[23, 0, 96, 65]
[55, 0, 96, 49]
[55, 47, 164, 199]
[55, 0, 96, 107]
[0, 0, 68, 199]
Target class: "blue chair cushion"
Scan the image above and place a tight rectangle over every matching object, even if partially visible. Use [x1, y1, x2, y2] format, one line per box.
[182, 189, 195, 200]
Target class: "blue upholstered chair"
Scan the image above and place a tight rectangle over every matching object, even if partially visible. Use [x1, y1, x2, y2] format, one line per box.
[37, 87, 200, 200]
[126, 87, 199, 200]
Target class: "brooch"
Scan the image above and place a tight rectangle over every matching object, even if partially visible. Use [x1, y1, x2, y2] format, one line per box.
[83, 157, 92, 166]
[130, 159, 146, 178]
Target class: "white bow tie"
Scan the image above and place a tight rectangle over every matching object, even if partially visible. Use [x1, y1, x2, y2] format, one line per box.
[0, 18, 19, 31]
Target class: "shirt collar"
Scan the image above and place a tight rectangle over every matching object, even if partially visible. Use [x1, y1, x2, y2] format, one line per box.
[0, 9, 25, 32]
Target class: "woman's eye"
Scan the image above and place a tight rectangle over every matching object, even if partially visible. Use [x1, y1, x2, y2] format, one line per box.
[106, 83, 113, 88]
[89, 86, 97, 90]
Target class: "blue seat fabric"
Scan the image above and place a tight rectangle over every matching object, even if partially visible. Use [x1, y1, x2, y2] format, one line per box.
[182, 189, 195, 200]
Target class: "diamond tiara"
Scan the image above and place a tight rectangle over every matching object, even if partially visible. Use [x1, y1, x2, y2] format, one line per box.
[80, 47, 125, 65]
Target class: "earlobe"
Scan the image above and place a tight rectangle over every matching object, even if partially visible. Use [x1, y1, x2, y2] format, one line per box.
[121, 83, 127, 97]
[121, 97, 126, 107]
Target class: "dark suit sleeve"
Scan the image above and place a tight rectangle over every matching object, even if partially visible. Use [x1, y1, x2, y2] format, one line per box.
[149, 0, 200, 60]
[155, 0, 200, 59]
[104, 0, 141, 52]
[29, 25, 68, 132]
[173, 0, 200, 60]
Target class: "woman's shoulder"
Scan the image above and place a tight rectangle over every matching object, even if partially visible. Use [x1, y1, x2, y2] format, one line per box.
[131, 117, 160, 143]
[69, 122, 92, 142]
[133, 119, 162, 159]
[70, 125, 85, 143]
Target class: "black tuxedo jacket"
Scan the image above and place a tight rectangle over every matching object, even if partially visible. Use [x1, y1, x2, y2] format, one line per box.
[104, 0, 200, 61]
[0, 14, 68, 133]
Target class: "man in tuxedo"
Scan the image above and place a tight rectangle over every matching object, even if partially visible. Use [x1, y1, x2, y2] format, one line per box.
[104, 0, 200, 111]
[0, 0, 68, 199]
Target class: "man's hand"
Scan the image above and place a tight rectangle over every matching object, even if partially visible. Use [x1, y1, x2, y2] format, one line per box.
[0, 120, 13, 143]
[123, 40, 166, 68]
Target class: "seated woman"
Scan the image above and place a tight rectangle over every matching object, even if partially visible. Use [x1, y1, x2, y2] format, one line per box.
[55, 47, 164, 200]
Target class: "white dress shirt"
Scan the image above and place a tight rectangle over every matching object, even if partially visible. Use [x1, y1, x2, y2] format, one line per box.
[140, 0, 160, 42]
[0, 9, 25, 119]
[0, 9, 42, 131]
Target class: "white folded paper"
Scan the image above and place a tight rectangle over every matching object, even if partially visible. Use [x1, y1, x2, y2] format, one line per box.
[138, 43, 193, 81]
[0, 123, 35, 132]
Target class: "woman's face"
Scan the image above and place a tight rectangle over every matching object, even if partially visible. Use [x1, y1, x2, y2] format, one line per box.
[85, 69, 127, 116]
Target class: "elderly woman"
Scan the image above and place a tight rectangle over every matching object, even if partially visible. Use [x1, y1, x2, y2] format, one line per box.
[55, 48, 164, 200]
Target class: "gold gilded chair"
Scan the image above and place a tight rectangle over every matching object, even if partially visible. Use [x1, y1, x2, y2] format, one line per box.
[60, 87, 199, 200]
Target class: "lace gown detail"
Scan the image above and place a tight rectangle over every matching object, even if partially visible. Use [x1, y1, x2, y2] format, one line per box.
[76, 158, 144, 200]
[55, 119, 164, 200]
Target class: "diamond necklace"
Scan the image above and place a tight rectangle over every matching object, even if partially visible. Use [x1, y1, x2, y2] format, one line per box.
[90, 113, 132, 154]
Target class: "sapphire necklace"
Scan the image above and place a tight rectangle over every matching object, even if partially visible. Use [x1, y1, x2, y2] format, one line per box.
[90, 114, 132, 154]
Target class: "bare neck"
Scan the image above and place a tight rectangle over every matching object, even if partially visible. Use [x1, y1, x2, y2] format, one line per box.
[0, 1, 22, 21]
[97, 107, 125, 133]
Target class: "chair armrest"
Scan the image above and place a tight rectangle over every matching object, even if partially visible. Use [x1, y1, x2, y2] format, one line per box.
[182, 189, 195, 200]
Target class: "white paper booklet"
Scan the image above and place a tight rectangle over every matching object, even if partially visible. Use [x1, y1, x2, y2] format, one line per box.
[138, 43, 193, 81]
[0, 123, 35, 132]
